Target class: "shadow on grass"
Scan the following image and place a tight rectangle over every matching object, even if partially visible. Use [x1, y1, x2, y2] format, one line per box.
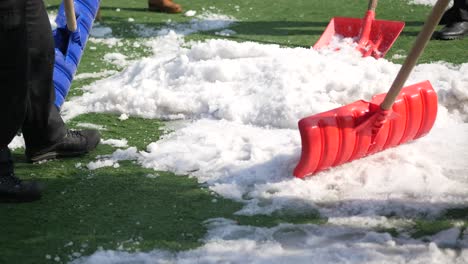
[90, 19, 328, 39]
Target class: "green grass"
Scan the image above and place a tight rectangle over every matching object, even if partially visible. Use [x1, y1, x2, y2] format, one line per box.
[2, 0, 467, 263]
[0, 161, 241, 263]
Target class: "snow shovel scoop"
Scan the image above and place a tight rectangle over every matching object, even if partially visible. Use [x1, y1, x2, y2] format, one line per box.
[294, 0, 450, 178]
[53, 0, 100, 107]
[313, 0, 405, 59]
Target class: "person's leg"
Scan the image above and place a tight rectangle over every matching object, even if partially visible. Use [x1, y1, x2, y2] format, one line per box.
[0, 0, 41, 202]
[457, 0, 468, 21]
[20, 0, 100, 162]
[0, 0, 28, 146]
[436, 0, 468, 40]
[440, 1, 459, 25]
[0, 148, 41, 202]
[21, 0, 66, 151]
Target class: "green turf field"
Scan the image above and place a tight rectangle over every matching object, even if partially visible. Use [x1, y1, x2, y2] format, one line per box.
[1, 0, 467, 263]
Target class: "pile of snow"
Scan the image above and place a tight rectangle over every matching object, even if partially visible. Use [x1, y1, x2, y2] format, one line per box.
[45, 8, 468, 264]
[68, 37, 468, 218]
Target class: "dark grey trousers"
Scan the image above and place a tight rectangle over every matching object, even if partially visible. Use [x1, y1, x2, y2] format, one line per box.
[0, 0, 65, 172]
[455, 0, 468, 21]
[0, 0, 464, 169]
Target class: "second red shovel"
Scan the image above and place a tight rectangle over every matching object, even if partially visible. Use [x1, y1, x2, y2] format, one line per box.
[295, 0, 451, 178]
[313, 0, 405, 59]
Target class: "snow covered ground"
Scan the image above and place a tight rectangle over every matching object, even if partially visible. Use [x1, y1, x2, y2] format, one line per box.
[38, 1, 468, 263]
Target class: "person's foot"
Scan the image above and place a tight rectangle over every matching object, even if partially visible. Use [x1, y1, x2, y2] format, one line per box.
[0, 148, 42, 202]
[148, 0, 182, 14]
[0, 173, 42, 203]
[26, 129, 100, 162]
[435, 21, 468, 40]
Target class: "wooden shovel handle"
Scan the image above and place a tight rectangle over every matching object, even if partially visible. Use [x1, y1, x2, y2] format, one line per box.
[64, 0, 77, 31]
[368, 0, 378, 12]
[380, 0, 450, 110]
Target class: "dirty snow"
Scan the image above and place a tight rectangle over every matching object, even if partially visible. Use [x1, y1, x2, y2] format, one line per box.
[100, 138, 128, 148]
[75, 70, 119, 80]
[87, 147, 139, 170]
[90, 23, 113, 38]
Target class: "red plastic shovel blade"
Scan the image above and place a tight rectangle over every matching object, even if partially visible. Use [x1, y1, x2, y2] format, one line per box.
[293, 80, 438, 178]
[313, 17, 405, 59]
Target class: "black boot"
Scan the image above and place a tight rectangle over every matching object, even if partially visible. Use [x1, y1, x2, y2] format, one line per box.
[435, 21, 468, 40]
[26, 129, 101, 162]
[0, 148, 42, 203]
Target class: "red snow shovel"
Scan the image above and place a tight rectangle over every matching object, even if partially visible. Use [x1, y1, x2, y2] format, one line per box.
[294, 0, 450, 178]
[313, 0, 405, 59]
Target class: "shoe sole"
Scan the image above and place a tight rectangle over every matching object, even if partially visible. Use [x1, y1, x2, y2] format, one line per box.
[435, 32, 468, 40]
[29, 150, 89, 163]
[437, 35, 467, 40]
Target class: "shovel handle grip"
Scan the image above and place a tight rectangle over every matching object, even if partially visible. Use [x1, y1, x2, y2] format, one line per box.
[368, 0, 378, 11]
[64, 0, 77, 31]
[380, 0, 450, 110]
